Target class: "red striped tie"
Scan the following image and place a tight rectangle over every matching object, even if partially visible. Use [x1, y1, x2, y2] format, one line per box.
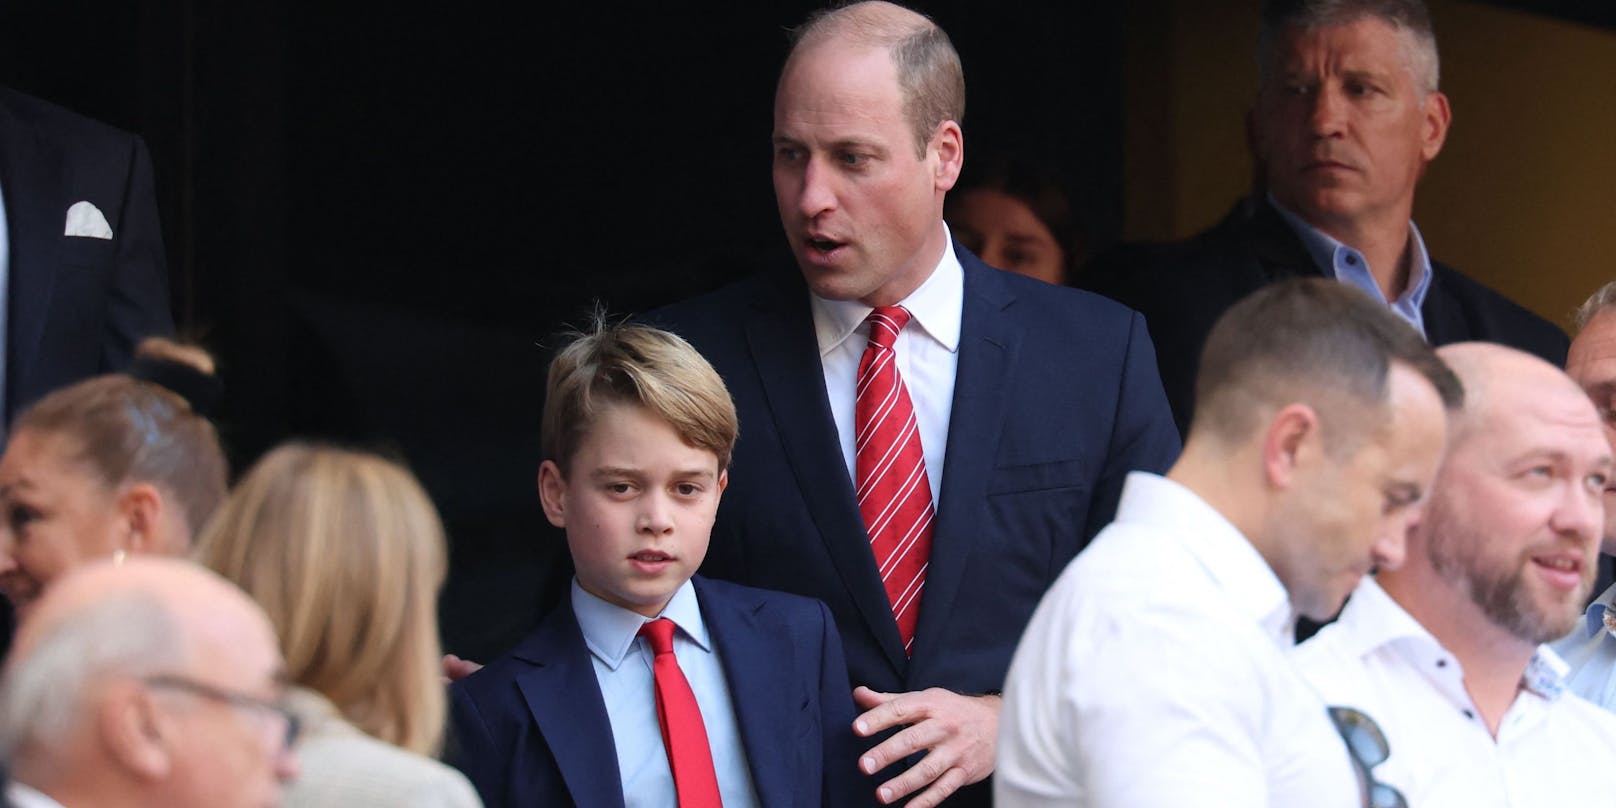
[855, 306, 935, 656]
[639, 618, 723, 807]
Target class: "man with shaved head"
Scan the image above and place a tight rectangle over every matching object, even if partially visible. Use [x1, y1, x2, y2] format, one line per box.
[1293, 343, 1616, 805]
[649, 2, 1179, 804]
[0, 557, 298, 807]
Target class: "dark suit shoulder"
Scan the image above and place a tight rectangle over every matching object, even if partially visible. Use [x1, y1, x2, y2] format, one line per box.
[0, 86, 142, 154]
[691, 574, 830, 625]
[1426, 262, 1569, 364]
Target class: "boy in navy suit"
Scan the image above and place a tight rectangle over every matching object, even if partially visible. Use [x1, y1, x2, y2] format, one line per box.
[448, 320, 870, 808]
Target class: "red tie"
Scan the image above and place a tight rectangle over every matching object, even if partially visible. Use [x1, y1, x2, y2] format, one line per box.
[855, 306, 935, 655]
[639, 618, 723, 808]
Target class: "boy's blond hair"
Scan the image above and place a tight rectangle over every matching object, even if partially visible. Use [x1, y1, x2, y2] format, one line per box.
[542, 318, 737, 474]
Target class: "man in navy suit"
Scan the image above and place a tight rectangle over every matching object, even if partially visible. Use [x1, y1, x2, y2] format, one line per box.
[648, 3, 1180, 805]
[1083, 0, 1567, 437]
[0, 86, 174, 427]
[449, 321, 870, 808]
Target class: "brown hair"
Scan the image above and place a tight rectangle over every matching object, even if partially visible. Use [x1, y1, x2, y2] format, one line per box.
[193, 443, 448, 755]
[789, 1, 965, 158]
[542, 317, 737, 475]
[1193, 279, 1462, 453]
[12, 338, 227, 540]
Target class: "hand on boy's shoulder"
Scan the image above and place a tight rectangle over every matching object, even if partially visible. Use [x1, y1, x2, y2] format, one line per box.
[443, 653, 485, 684]
[851, 685, 1001, 808]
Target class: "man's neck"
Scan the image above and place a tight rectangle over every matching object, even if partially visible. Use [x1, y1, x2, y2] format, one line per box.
[1379, 572, 1534, 738]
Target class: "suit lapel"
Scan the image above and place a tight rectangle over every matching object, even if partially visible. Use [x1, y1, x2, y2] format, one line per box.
[910, 254, 1018, 678]
[696, 578, 798, 808]
[741, 272, 909, 679]
[0, 93, 63, 416]
[1243, 197, 1329, 284]
[511, 606, 626, 808]
[1417, 264, 1466, 346]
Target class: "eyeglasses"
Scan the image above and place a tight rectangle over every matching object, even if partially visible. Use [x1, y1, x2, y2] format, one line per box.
[143, 674, 301, 751]
[1327, 706, 1407, 808]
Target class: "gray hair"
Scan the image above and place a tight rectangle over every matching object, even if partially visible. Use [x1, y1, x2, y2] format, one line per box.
[1258, 0, 1441, 95]
[0, 594, 184, 763]
[1573, 281, 1616, 332]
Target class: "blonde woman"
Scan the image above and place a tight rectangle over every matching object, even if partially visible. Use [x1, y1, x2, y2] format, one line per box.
[195, 443, 481, 808]
[0, 338, 227, 620]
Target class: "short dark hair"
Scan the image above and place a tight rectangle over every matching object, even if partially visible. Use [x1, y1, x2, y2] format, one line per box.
[1193, 279, 1462, 453]
[1258, 0, 1440, 94]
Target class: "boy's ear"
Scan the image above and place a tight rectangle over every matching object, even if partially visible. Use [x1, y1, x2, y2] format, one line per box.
[537, 460, 568, 529]
[717, 468, 729, 494]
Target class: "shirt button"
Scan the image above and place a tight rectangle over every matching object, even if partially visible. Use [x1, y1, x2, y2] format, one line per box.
[1345, 255, 1358, 265]
[1436, 659, 1447, 668]
[1462, 709, 1475, 719]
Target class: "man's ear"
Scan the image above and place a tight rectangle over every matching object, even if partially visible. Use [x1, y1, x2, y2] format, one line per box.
[537, 460, 568, 529]
[100, 683, 173, 781]
[115, 483, 165, 554]
[1262, 403, 1320, 489]
[931, 120, 963, 193]
[1420, 91, 1452, 162]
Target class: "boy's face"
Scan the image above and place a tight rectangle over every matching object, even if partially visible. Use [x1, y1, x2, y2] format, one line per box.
[539, 402, 727, 617]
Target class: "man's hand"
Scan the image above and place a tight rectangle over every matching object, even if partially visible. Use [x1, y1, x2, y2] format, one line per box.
[851, 685, 1000, 807]
[442, 653, 484, 683]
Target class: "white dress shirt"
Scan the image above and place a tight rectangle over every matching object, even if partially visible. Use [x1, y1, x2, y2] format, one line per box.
[1293, 578, 1616, 807]
[1552, 581, 1616, 712]
[996, 472, 1361, 808]
[571, 579, 760, 808]
[5, 783, 64, 808]
[810, 231, 963, 505]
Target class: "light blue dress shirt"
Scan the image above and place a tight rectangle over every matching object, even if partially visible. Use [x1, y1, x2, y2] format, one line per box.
[1552, 582, 1616, 712]
[1269, 197, 1433, 338]
[571, 579, 760, 808]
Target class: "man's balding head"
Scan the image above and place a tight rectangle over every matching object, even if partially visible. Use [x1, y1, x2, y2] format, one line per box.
[0, 558, 295, 807]
[1395, 343, 1609, 646]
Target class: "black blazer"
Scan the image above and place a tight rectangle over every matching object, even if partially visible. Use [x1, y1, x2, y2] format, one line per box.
[1082, 196, 1570, 435]
[0, 86, 174, 422]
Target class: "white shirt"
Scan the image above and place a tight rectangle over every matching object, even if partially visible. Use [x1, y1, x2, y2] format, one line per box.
[1552, 581, 1616, 712]
[1292, 578, 1616, 807]
[571, 579, 760, 808]
[996, 472, 1361, 808]
[6, 782, 64, 808]
[810, 232, 962, 505]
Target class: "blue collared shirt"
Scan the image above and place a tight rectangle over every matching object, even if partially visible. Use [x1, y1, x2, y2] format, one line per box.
[1270, 197, 1433, 338]
[571, 579, 760, 808]
[1552, 581, 1616, 712]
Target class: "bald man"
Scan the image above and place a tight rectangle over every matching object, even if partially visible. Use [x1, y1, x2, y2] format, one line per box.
[0, 558, 298, 808]
[1293, 343, 1616, 806]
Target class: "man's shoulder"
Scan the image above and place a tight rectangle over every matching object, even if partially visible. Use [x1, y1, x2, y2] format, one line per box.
[0, 85, 140, 154]
[1080, 200, 1292, 313]
[1425, 261, 1569, 362]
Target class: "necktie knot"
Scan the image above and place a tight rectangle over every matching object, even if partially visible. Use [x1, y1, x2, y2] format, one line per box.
[865, 306, 911, 351]
[639, 617, 677, 656]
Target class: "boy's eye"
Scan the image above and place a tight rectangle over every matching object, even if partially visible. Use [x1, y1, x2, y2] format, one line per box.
[674, 483, 701, 496]
[606, 482, 634, 495]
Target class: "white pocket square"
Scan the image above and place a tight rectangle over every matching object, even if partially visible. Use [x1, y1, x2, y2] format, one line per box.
[64, 201, 113, 239]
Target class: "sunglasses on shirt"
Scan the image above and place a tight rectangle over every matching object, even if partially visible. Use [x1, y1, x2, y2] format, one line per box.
[1327, 705, 1407, 808]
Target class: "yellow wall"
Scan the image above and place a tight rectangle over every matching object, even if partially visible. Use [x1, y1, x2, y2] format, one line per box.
[1124, 0, 1616, 329]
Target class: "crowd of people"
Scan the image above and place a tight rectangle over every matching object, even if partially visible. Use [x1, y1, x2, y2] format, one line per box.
[0, 0, 1609, 806]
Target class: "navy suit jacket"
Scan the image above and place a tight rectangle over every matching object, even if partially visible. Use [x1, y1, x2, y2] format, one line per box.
[447, 576, 872, 808]
[0, 86, 174, 423]
[648, 249, 1180, 805]
[1083, 196, 1570, 436]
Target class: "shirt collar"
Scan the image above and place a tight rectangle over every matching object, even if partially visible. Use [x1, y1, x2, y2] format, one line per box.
[1116, 472, 1295, 645]
[571, 578, 711, 671]
[6, 783, 65, 808]
[810, 225, 964, 357]
[1333, 577, 1573, 702]
[1580, 581, 1616, 639]
[1267, 194, 1433, 309]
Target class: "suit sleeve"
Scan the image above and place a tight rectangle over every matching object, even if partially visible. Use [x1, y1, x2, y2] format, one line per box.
[1084, 312, 1180, 540]
[815, 600, 878, 807]
[445, 683, 508, 808]
[102, 133, 174, 371]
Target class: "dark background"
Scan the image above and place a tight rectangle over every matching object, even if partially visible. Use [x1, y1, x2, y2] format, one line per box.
[0, 1, 1606, 660]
